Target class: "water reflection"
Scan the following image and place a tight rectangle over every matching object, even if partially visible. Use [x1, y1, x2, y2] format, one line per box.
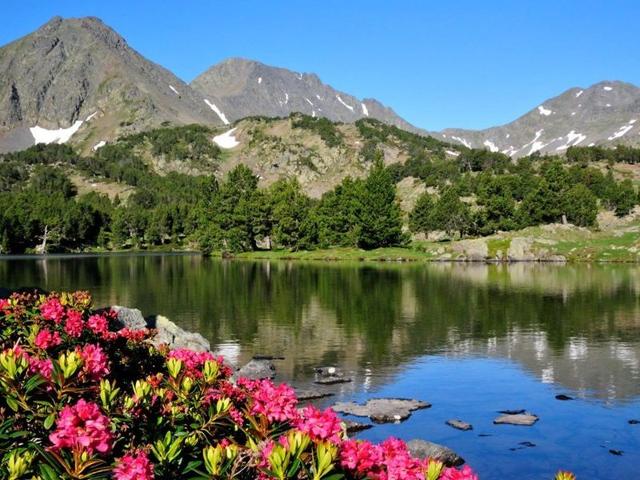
[1, 255, 639, 401]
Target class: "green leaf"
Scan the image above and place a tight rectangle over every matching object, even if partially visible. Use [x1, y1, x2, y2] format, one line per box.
[44, 413, 56, 430]
[39, 464, 59, 480]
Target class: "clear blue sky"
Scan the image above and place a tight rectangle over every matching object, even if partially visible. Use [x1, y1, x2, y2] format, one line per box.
[3, 0, 640, 131]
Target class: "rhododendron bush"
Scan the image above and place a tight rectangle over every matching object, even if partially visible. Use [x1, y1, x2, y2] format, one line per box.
[0, 291, 572, 480]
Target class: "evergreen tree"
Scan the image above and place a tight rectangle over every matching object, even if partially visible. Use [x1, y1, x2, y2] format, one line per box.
[613, 179, 637, 217]
[429, 187, 472, 238]
[357, 160, 406, 249]
[409, 192, 435, 234]
[562, 184, 598, 227]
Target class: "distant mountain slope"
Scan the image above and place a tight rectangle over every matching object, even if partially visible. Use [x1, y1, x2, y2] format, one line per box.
[0, 16, 222, 153]
[190, 58, 421, 133]
[438, 81, 640, 156]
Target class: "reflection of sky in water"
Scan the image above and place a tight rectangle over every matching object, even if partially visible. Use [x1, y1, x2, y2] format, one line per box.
[1, 255, 640, 477]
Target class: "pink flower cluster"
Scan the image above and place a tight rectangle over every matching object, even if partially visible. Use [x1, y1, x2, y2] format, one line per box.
[40, 298, 65, 323]
[8, 345, 53, 380]
[77, 343, 110, 381]
[295, 405, 343, 443]
[241, 378, 299, 423]
[441, 465, 478, 480]
[113, 450, 155, 480]
[34, 328, 62, 350]
[49, 399, 113, 454]
[167, 348, 232, 378]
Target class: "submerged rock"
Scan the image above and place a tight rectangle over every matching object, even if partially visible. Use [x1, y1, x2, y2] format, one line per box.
[628, 419, 639, 425]
[332, 398, 430, 424]
[406, 439, 464, 467]
[446, 419, 473, 431]
[498, 409, 526, 415]
[494, 412, 539, 426]
[555, 394, 574, 401]
[236, 358, 276, 380]
[609, 449, 624, 456]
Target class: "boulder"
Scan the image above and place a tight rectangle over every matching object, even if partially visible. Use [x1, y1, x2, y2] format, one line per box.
[111, 305, 147, 330]
[406, 439, 464, 467]
[342, 420, 372, 434]
[148, 315, 210, 352]
[446, 419, 473, 431]
[332, 398, 430, 424]
[555, 394, 574, 401]
[314, 376, 352, 385]
[315, 366, 345, 377]
[494, 412, 539, 426]
[236, 359, 276, 380]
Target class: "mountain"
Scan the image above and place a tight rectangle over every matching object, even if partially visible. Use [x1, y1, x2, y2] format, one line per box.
[438, 81, 640, 156]
[190, 58, 421, 132]
[0, 16, 222, 153]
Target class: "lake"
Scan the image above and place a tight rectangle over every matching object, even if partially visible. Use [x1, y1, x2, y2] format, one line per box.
[1, 254, 639, 479]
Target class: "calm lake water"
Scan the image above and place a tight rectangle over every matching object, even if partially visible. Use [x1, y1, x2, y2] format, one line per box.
[1, 254, 639, 479]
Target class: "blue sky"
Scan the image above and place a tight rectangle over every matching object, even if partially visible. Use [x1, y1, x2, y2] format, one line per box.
[3, 0, 640, 130]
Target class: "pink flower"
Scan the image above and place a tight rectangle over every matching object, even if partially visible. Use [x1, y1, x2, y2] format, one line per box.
[241, 379, 298, 423]
[40, 298, 65, 323]
[0, 298, 9, 311]
[441, 466, 479, 480]
[49, 399, 113, 454]
[87, 314, 109, 336]
[113, 450, 155, 480]
[78, 344, 110, 381]
[295, 406, 343, 443]
[64, 310, 85, 337]
[340, 439, 384, 477]
[34, 329, 62, 350]
[29, 357, 53, 380]
[167, 348, 232, 378]
[118, 328, 150, 343]
[379, 438, 425, 480]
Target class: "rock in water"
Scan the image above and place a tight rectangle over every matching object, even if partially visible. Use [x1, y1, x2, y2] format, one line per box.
[149, 315, 211, 352]
[111, 305, 147, 330]
[332, 398, 430, 424]
[446, 419, 473, 431]
[342, 420, 372, 434]
[628, 419, 639, 425]
[494, 412, 539, 426]
[314, 376, 352, 385]
[236, 359, 276, 380]
[295, 389, 334, 401]
[406, 439, 464, 467]
[555, 394, 574, 401]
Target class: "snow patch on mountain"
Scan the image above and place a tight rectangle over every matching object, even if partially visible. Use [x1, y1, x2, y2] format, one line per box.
[608, 120, 636, 140]
[213, 127, 239, 149]
[85, 111, 99, 122]
[30, 121, 83, 145]
[305, 98, 313, 106]
[556, 131, 587, 151]
[483, 140, 499, 152]
[92, 140, 106, 151]
[603, 86, 613, 91]
[204, 99, 230, 125]
[169, 85, 179, 96]
[336, 95, 354, 112]
[575, 90, 583, 98]
[258, 77, 262, 84]
[538, 105, 552, 116]
[361, 103, 369, 116]
[451, 136, 471, 148]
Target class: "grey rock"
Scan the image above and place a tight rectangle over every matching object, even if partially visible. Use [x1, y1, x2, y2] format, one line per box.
[148, 314, 211, 352]
[498, 409, 526, 415]
[629, 419, 640, 425]
[494, 412, 539, 426]
[111, 305, 147, 330]
[236, 359, 276, 380]
[555, 394, 574, 401]
[446, 419, 473, 431]
[406, 439, 464, 467]
[314, 376, 352, 385]
[332, 398, 430, 424]
[295, 388, 334, 401]
[315, 366, 345, 377]
[342, 420, 372, 434]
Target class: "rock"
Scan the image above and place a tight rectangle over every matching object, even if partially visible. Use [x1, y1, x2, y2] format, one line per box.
[555, 394, 574, 401]
[510, 441, 536, 450]
[406, 439, 464, 467]
[149, 315, 210, 352]
[508, 237, 536, 261]
[314, 376, 352, 385]
[236, 359, 276, 380]
[342, 420, 372, 434]
[494, 412, 539, 426]
[332, 398, 430, 424]
[315, 366, 345, 377]
[477, 433, 492, 437]
[295, 388, 334, 401]
[446, 419, 473, 431]
[110, 305, 148, 331]
[609, 449, 623, 456]
[498, 409, 526, 415]
[628, 419, 639, 425]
